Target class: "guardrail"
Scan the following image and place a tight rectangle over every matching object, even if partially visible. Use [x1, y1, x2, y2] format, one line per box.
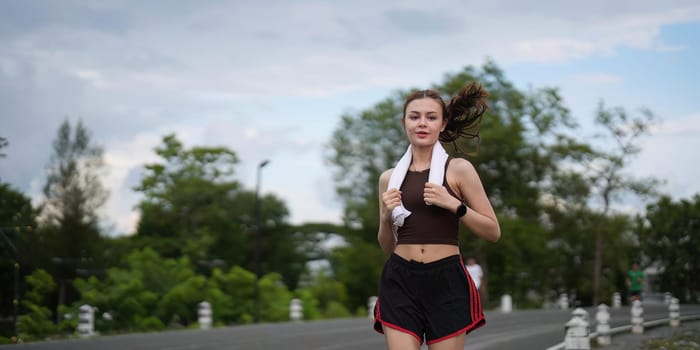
[545, 312, 700, 350]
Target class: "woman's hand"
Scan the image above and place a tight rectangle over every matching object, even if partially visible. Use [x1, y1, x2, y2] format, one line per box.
[424, 183, 460, 211]
[381, 189, 402, 220]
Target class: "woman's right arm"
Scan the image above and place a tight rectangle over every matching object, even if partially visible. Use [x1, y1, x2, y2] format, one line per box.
[377, 169, 398, 254]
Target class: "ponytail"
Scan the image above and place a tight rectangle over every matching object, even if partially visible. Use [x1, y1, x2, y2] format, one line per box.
[440, 83, 489, 155]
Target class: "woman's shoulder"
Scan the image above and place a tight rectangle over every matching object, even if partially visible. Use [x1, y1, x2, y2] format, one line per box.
[448, 157, 476, 174]
[379, 168, 394, 185]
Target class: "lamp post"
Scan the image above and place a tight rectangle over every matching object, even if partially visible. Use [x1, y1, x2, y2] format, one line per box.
[253, 159, 269, 323]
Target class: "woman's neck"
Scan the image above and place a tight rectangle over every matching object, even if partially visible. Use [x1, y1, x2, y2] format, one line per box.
[411, 144, 433, 170]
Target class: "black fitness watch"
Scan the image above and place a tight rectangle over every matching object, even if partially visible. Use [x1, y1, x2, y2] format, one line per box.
[455, 201, 468, 218]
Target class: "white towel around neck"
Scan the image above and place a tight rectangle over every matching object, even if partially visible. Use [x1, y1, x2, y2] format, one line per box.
[388, 142, 449, 227]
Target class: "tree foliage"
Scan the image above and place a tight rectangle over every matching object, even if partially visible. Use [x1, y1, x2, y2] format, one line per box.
[134, 133, 242, 261]
[581, 102, 659, 305]
[37, 119, 108, 309]
[639, 195, 700, 303]
[18, 269, 57, 341]
[0, 184, 37, 320]
[133, 134, 312, 288]
[70, 247, 303, 331]
[41, 120, 108, 228]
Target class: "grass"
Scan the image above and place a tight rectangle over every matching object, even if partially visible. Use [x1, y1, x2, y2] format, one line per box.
[641, 327, 700, 349]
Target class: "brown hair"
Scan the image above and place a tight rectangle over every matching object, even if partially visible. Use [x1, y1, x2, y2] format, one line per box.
[402, 82, 489, 154]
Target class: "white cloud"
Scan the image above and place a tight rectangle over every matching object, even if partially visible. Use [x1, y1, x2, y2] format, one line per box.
[631, 112, 700, 200]
[244, 128, 259, 140]
[274, 184, 342, 225]
[650, 112, 700, 136]
[100, 132, 163, 235]
[571, 73, 624, 84]
[73, 69, 111, 89]
[513, 39, 597, 63]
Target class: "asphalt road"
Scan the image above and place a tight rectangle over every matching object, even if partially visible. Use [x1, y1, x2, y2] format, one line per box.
[3, 304, 698, 350]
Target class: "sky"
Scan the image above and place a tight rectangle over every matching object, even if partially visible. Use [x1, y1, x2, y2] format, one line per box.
[1, 1, 699, 236]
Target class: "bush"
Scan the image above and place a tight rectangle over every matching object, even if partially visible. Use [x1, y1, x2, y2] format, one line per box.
[323, 301, 351, 319]
[18, 269, 56, 341]
[259, 273, 293, 322]
[133, 316, 164, 332]
[295, 288, 320, 320]
[0, 335, 13, 344]
[354, 305, 368, 318]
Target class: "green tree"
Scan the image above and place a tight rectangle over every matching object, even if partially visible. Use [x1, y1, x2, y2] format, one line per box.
[225, 191, 305, 287]
[0, 184, 37, 334]
[134, 134, 309, 288]
[639, 195, 700, 303]
[39, 119, 108, 308]
[540, 165, 640, 305]
[265, 222, 344, 290]
[329, 238, 384, 310]
[583, 102, 659, 305]
[134, 134, 241, 263]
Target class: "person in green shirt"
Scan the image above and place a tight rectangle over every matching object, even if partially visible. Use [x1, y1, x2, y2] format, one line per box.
[626, 262, 644, 302]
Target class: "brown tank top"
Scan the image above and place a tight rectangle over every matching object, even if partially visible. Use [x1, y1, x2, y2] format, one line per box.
[396, 158, 461, 246]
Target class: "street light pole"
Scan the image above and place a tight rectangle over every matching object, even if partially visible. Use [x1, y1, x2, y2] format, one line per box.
[253, 159, 269, 323]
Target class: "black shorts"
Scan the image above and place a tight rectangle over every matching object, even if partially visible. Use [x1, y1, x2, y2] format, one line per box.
[373, 253, 485, 345]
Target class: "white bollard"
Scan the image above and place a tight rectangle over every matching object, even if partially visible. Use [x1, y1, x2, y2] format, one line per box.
[559, 293, 570, 310]
[368, 296, 378, 319]
[77, 304, 95, 337]
[669, 297, 680, 327]
[564, 314, 590, 350]
[501, 294, 513, 313]
[198, 301, 212, 330]
[612, 292, 621, 309]
[631, 300, 644, 334]
[664, 292, 672, 305]
[595, 304, 611, 346]
[572, 308, 589, 324]
[289, 298, 303, 322]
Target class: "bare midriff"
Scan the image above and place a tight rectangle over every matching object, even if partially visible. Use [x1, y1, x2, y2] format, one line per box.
[394, 244, 460, 263]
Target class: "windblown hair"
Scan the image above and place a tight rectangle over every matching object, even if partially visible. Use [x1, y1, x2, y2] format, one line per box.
[402, 82, 489, 154]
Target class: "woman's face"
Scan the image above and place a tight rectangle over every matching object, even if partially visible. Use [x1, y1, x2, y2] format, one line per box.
[402, 98, 446, 147]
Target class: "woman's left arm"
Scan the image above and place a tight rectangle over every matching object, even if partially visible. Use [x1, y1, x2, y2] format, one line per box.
[455, 159, 500, 242]
[425, 158, 500, 242]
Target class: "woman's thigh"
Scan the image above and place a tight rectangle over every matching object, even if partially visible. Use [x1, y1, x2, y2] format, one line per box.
[428, 333, 466, 350]
[384, 326, 421, 350]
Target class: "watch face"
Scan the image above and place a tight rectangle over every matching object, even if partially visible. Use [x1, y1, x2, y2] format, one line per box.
[457, 203, 467, 217]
